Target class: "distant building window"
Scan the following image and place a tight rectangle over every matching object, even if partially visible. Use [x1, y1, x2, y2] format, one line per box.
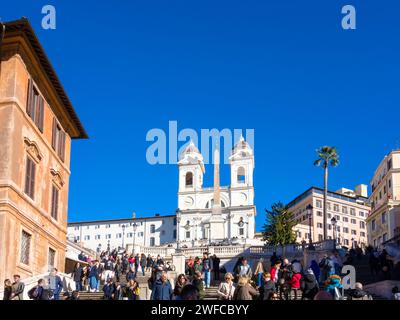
[316, 200, 322, 208]
[317, 223, 323, 228]
[138, 232, 144, 237]
[95, 235, 101, 240]
[351, 219, 356, 224]
[371, 219, 376, 231]
[359, 211, 364, 217]
[84, 235, 90, 241]
[150, 224, 156, 234]
[24, 156, 36, 200]
[343, 217, 349, 223]
[334, 204, 339, 212]
[239, 228, 244, 236]
[328, 213, 332, 219]
[173, 218, 177, 226]
[50, 185, 59, 220]
[327, 202, 331, 211]
[105, 224, 111, 228]
[343, 227, 349, 233]
[173, 229, 177, 239]
[116, 233, 122, 239]
[335, 215, 340, 221]
[317, 211, 322, 217]
[360, 221, 365, 229]
[351, 230, 357, 235]
[342, 207, 348, 214]
[382, 212, 387, 224]
[106, 234, 111, 239]
[95, 225, 100, 229]
[74, 226, 79, 231]
[48, 248, 56, 271]
[350, 208, 356, 216]
[336, 226, 341, 232]
[150, 237, 155, 246]
[186, 231, 191, 239]
[360, 232, 366, 237]
[20, 230, 31, 265]
[75, 236, 80, 241]
[344, 239, 349, 246]
[318, 234, 323, 241]
[127, 233, 133, 238]
[26, 79, 44, 132]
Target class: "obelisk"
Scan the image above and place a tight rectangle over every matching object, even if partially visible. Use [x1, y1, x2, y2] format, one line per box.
[209, 144, 225, 241]
[213, 144, 221, 210]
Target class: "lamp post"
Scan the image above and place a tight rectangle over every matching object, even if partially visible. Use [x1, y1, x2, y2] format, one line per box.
[331, 217, 337, 248]
[306, 204, 313, 244]
[351, 237, 354, 249]
[176, 209, 181, 251]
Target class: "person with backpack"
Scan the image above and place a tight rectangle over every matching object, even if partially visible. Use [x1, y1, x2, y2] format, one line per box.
[140, 254, 147, 276]
[319, 254, 334, 284]
[48, 268, 63, 300]
[300, 268, 319, 300]
[28, 279, 49, 300]
[347, 282, 372, 300]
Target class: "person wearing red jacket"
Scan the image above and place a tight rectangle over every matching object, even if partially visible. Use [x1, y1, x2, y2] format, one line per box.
[270, 260, 282, 284]
[288, 272, 302, 300]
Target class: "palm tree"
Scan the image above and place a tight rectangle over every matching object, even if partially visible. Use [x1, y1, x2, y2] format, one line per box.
[314, 146, 339, 241]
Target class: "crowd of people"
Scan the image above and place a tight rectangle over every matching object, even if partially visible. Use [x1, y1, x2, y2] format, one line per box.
[3, 245, 400, 301]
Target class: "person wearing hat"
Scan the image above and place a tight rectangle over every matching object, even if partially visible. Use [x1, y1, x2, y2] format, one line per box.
[217, 272, 235, 300]
[300, 268, 319, 300]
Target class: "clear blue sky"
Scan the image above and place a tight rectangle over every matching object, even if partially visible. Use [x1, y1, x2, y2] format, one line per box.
[3, 1, 400, 231]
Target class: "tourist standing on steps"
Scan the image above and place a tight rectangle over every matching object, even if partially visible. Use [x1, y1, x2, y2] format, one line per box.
[173, 274, 188, 299]
[146, 254, 153, 273]
[194, 257, 203, 274]
[192, 271, 205, 300]
[72, 262, 84, 291]
[126, 279, 140, 300]
[89, 261, 99, 292]
[300, 268, 319, 300]
[212, 254, 220, 282]
[102, 278, 116, 300]
[96, 260, 104, 292]
[319, 254, 334, 283]
[150, 272, 173, 300]
[261, 272, 276, 300]
[202, 253, 211, 288]
[48, 268, 63, 300]
[253, 259, 265, 289]
[140, 254, 147, 276]
[10, 274, 25, 300]
[3, 279, 12, 300]
[237, 259, 253, 279]
[217, 272, 235, 300]
[233, 276, 259, 300]
[126, 266, 136, 282]
[270, 260, 282, 285]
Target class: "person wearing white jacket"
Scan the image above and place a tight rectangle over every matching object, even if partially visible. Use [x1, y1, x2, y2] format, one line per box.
[217, 272, 235, 300]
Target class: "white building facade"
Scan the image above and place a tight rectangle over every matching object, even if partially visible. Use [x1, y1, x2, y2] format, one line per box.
[287, 186, 370, 248]
[367, 150, 400, 247]
[67, 215, 176, 253]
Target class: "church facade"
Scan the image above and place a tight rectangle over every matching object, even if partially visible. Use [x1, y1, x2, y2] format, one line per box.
[176, 137, 257, 247]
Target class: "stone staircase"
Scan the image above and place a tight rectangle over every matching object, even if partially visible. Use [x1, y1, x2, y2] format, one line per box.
[204, 286, 219, 300]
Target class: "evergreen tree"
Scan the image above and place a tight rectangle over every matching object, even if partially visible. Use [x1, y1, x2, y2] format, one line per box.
[262, 202, 296, 246]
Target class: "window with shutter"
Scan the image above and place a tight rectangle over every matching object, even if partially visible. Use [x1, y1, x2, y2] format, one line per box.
[24, 157, 36, 200]
[52, 118, 66, 162]
[26, 79, 45, 132]
[51, 184, 59, 220]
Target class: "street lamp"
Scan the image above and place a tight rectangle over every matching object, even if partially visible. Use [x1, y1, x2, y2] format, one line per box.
[176, 209, 181, 251]
[306, 204, 313, 244]
[351, 237, 354, 249]
[121, 224, 126, 249]
[331, 217, 337, 247]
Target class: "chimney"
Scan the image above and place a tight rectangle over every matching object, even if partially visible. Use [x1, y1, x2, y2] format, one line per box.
[355, 184, 368, 198]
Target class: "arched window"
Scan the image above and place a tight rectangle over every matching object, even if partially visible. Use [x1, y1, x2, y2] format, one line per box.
[185, 172, 193, 187]
[237, 167, 245, 184]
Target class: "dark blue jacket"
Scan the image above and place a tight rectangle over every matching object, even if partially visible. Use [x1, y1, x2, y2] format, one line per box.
[89, 265, 99, 279]
[150, 279, 172, 300]
[103, 283, 115, 299]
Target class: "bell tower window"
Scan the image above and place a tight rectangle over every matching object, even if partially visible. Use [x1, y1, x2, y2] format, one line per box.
[237, 167, 245, 184]
[185, 172, 193, 187]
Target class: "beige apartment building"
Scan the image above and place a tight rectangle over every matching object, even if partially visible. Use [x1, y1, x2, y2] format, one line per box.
[287, 186, 370, 248]
[366, 150, 400, 247]
[0, 19, 87, 281]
